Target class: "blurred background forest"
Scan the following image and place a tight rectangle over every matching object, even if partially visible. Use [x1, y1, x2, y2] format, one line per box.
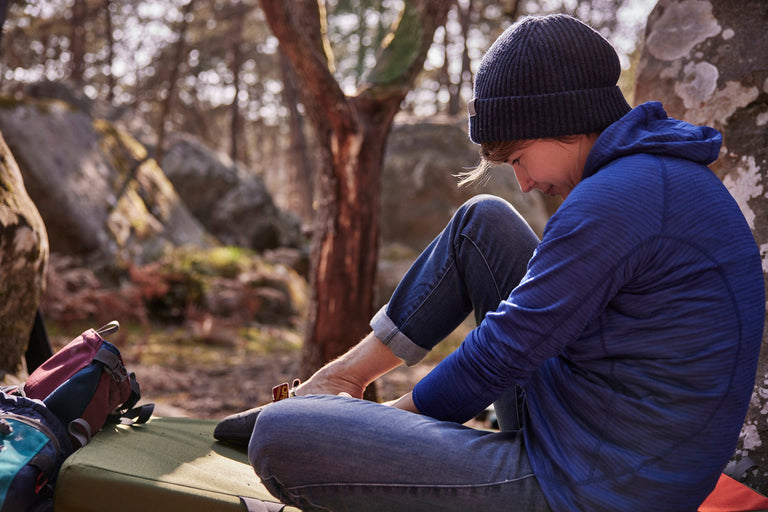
[1, 0, 651, 186]
[0, 0, 655, 414]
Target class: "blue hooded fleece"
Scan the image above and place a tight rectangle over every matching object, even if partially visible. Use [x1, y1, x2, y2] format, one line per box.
[412, 102, 765, 511]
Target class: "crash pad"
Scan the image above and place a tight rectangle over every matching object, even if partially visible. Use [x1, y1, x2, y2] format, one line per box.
[53, 416, 297, 512]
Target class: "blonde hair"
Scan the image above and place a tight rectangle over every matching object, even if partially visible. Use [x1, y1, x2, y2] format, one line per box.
[458, 134, 588, 187]
[457, 139, 534, 187]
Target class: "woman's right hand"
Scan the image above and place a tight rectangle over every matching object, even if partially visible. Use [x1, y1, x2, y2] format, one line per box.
[294, 369, 367, 399]
[292, 332, 404, 400]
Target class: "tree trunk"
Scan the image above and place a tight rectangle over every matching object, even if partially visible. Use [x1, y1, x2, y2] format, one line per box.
[279, 49, 314, 221]
[0, 132, 49, 381]
[455, 0, 474, 116]
[70, 0, 86, 86]
[259, 0, 452, 381]
[155, 0, 194, 168]
[301, 97, 397, 372]
[229, 0, 245, 163]
[635, 0, 768, 492]
[439, 22, 454, 115]
[104, 0, 115, 104]
[0, 0, 8, 48]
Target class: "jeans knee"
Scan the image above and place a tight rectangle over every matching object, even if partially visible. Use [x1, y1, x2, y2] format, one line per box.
[248, 403, 289, 479]
[457, 195, 520, 226]
[460, 194, 511, 214]
[454, 194, 534, 241]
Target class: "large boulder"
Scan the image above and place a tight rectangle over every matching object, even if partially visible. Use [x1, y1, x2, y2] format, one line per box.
[0, 96, 213, 266]
[0, 132, 48, 380]
[635, 0, 768, 491]
[382, 120, 548, 250]
[162, 134, 303, 251]
[378, 120, 550, 305]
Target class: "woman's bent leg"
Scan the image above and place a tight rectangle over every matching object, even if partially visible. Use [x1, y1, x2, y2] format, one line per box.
[371, 195, 539, 431]
[249, 395, 551, 512]
[372, 194, 539, 366]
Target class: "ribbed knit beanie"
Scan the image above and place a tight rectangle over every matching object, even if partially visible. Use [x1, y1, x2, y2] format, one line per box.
[468, 14, 631, 144]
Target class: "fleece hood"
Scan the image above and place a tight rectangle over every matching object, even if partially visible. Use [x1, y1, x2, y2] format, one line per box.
[582, 101, 722, 180]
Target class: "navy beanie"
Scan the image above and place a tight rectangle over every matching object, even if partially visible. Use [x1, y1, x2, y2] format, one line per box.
[468, 14, 631, 144]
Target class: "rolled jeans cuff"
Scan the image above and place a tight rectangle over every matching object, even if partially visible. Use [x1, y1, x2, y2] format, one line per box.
[371, 305, 429, 367]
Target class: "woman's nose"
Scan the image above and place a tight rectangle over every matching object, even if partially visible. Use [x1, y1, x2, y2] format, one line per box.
[513, 168, 533, 193]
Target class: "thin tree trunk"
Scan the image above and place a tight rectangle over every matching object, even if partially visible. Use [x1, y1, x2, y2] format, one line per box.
[104, 0, 115, 103]
[155, 0, 194, 168]
[229, 0, 245, 163]
[0, 0, 8, 49]
[303, 95, 407, 402]
[439, 21, 452, 115]
[70, 0, 86, 86]
[455, 0, 474, 116]
[279, 50, 314, 221]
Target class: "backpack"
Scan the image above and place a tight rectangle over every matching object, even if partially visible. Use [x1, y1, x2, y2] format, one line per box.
[21, 321, 153, 448]
[0, 391, 73, 512]
[698, 458, 768, 512]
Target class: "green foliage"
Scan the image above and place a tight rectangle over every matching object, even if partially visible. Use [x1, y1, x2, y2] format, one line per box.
[363, 2, 422, 86]
[166, 246, 253, 279]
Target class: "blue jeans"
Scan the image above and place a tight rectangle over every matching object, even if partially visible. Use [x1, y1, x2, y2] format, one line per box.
[249, 195, 550, 511]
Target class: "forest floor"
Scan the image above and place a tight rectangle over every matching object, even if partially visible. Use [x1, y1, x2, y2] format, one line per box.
[48, 323, 442, 422]
[40, 248, 473, 422]
[41, 247, 484, 425]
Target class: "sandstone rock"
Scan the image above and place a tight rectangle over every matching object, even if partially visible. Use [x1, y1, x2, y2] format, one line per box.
[0, 96, 212, 266]
[377, 120, 550, 306]
[0, 132, 48, 379]
[382, 120, 548, 250]
[163, 134, 303, 251]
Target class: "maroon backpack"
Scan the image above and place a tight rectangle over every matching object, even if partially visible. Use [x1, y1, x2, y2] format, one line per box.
[22, 321, 152, 448]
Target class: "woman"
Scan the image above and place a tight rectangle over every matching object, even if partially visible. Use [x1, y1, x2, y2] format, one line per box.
[247, 14, 764, 511]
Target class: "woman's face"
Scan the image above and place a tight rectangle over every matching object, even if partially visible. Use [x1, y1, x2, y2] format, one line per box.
[506, 135, 594, 199]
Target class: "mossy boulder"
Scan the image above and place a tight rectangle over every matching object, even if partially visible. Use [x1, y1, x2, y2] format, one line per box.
[0, 96, 213, 266]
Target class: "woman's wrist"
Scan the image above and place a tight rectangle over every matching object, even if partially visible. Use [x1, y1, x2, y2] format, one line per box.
[385, 392, 421, 414]
[295, 332, 403, 398]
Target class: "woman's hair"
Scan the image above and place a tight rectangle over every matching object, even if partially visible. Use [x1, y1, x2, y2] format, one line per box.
[458, 139, 533, 186]
[458, 134, 585, 187]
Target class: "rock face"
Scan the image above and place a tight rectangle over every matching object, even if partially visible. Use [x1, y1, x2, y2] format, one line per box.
[0, 132, 48, 379]
[377, 120, 550, 305]
[162, 135, 303, 251]
[0, 97, 212, 265]
[635, 0, 768, 491]
[382, 120, 548, 250]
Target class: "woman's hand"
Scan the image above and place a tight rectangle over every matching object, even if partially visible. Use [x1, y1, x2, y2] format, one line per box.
[294, 370, 367, 399]
[293, 332, 403, 399]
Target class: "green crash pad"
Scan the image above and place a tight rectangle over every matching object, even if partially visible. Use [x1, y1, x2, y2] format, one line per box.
[53, 417, 299, 512]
